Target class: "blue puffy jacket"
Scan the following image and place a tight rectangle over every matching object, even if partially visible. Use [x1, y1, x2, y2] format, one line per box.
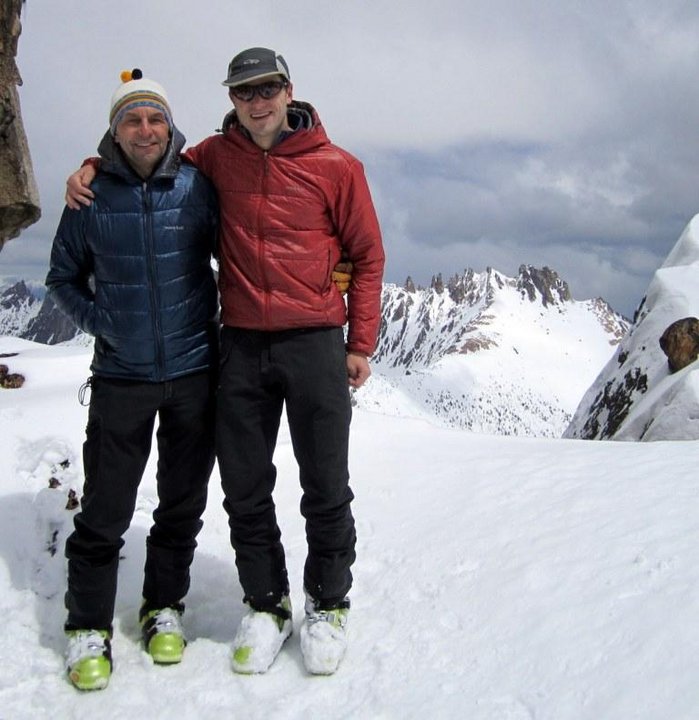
[46, 127, 219, 382]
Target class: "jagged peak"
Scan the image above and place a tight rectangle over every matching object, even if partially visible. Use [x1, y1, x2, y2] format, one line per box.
[396, 265, 576, 309]
[0, 279, 37, 310]
[430, 273, 445, 293]
[2, 279, 30, 297]
[516, 265, 571, 307]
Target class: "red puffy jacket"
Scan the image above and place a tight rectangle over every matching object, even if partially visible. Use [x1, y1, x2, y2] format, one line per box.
[184, 101, 385, 356]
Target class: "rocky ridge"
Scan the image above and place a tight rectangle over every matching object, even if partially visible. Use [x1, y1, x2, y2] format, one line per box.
[360, 264, 628, 437]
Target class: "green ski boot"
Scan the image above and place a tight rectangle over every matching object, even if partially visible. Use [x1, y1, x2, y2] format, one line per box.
[231, 595, 292, 674]
[140, 605, 186, 664]
[65, 629, 112, 690]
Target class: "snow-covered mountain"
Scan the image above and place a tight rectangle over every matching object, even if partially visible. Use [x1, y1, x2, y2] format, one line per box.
[0, 279, 88, 346]
[354, 265, 628, 438]
[1, 266, 628, 437]
[0, 280, 42, 337]
[565, 215, 699, 441]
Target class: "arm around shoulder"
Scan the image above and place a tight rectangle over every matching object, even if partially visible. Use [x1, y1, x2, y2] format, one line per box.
[65, 158, 99, 209]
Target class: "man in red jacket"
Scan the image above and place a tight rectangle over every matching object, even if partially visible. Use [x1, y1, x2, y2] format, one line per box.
[66, 47, 385, 676]
[198, 47, 384, 676]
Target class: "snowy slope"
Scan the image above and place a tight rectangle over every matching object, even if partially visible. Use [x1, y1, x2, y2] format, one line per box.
[566, 214, 699, 441]
[0, 265, 627, 438]
[359, 267, 627, 437]
[1, 337, 699, 719]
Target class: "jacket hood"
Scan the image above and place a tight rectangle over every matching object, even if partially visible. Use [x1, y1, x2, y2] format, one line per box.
[97, 125, 187, 182]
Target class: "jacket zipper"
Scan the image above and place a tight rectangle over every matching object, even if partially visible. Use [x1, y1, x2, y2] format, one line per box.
[259, 151, 271, 328]
[143, 181, 165, 380]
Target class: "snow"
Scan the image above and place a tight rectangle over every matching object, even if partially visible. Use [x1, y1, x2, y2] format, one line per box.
[370, 273, 627, 438]
[231, 605, 292, 674]
[1, 336, 699, 719]
[566, 213, 699, 441]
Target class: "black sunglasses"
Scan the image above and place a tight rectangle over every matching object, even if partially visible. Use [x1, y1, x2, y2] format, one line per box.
[229, 80, 288, 102]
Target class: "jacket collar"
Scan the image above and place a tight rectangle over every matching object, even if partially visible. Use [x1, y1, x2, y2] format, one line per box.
[219, 100, 324, 151]
[97, 125, 187, 183]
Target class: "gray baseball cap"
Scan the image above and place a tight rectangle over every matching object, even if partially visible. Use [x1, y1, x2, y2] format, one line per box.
[222, 47, 290, 87]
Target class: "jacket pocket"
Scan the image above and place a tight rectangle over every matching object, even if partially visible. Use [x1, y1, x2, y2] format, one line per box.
[269, 248, 333, 295]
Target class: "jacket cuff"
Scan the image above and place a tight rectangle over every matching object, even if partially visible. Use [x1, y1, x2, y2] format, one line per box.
[346, 342, 372, 357]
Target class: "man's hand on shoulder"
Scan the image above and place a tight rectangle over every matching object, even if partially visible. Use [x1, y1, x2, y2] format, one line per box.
[65, 162, 98, 210]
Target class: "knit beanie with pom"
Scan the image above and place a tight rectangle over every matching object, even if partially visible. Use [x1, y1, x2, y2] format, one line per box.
[109, 68, 173, 135]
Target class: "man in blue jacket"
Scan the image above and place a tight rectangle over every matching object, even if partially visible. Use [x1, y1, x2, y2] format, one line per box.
[46, 70, 219, 691]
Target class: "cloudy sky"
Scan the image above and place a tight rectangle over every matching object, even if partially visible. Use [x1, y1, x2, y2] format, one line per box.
[4, 0, 699, 317]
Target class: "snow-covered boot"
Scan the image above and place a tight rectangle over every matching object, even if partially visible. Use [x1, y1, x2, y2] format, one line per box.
[231, 595, 292, 674]
[65, 629, 112, 690]
[140, 604, 186, 664]
[300, 594, 350, 675]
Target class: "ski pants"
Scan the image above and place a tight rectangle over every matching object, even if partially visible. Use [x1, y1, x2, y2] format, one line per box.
[65, 371, 216, 631]
[216, 326, 356, 609]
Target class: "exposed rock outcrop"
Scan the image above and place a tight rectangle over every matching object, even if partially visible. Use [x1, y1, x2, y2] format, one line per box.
[517, 265, 572, 306]
[0, 359, 24, 387]
[659, 317, 699, 373]
[0, 0, 40, 248]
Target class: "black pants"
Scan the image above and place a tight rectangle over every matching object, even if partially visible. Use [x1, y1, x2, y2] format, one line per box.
[216, 326, 356, 609]
[65, 372, 216, 631]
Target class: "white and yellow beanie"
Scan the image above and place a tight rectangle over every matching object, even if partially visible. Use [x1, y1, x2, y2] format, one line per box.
[109, 68, 173, 135]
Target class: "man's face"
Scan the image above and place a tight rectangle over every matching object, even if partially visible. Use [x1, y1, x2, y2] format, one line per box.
[229, 76, 293, 150]
[114, 107, 170, 178]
